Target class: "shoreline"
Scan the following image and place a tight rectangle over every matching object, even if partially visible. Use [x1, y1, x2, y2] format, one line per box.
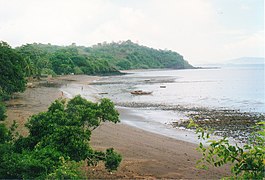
[5, 75, 230, 179]
[91, 69, 264, 143]
[117, 106, 201, 144]
[60, 77, 203, 145]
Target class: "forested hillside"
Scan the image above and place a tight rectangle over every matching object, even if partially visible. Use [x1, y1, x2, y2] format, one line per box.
[16, 43, 120, 76]
[0, 41, 26, 120]
[89, 40, 193, 70]
[15, 40, 193, 77]
[0, 41, 122, 178]
[0, 39, 193, 123]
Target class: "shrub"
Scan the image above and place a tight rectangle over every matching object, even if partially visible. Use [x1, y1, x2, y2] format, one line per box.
[0, 102, 6, 121]
[0, 96, 122, 179]
[190, 120, 265, 179]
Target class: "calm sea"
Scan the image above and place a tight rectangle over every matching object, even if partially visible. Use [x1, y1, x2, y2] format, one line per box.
[62, 64, 264, 143]
[94, 64, 265, 113]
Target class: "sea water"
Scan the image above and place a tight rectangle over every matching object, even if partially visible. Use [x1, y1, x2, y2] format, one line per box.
[62, 64, 264, 143]
[94, 64, 264, 113]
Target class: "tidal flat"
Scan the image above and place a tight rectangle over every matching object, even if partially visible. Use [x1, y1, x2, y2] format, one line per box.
[89, 67, 265, 143]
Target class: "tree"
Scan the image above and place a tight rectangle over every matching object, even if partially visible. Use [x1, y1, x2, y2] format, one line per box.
[0, 96, 122, 179]
[14, 40, 193, 77]
[189, 120, 265, 179]
[16, 44, 51, 78]
[0, 41, 26, 96]
[50, 50, 75, 75]
[0, 102, 6, 121]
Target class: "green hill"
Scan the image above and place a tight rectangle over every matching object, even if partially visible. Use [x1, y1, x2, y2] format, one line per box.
[88, 40, 193, 70]
[15, 40, 193, 77]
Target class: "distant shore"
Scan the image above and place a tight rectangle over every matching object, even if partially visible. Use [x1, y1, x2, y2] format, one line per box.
[6, 75, 230, 179]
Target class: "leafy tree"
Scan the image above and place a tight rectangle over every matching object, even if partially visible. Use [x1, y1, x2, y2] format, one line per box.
[105, 148, 122, 171]
[16, 43, 51, 78]
[0, 123, 9, 143]
[0, 102, 6, 121]
[73, 66, 84, 74]
[50, 50, 75, 75]
[0, 96, 122, 179]
[47, 157, 83, 179]
[14, 40, 193, 77]
[189, 120, 265, 179]
[71, 54, 89, 67]
[23, 57, 36, 77]
[116, 60, 132, 70]
[90, 40, 193, 69]
[41, 68, 56, 76]
[0, 41, 26, 96]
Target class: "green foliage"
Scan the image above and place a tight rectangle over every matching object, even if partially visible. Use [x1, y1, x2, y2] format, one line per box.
[16, 43, 52, 78]
[50, 49, 75, 75]
[0, 41, 26, 96]
[0, 148, 59, 179]
[41, 68, 56, 76]
[105, 148, 122, 171]
[73, 66, 84, 74]
[0, 124, 9, 143]
[0, 96, 122, 179]
[47, 157, 82, 179]
[16, 43, 62, 76]
[91, 40, 193, 69]
[116, 60, 132, 70]
[0, 102, 6, 121]
[0, 41, 27, 124]
[190, 120, 265, 179]
[14, 40, 193, 77]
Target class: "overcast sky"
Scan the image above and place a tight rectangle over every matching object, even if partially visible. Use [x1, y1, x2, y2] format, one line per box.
[0, 0, 264, 64]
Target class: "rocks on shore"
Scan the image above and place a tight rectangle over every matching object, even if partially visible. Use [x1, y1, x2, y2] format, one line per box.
[116, 101, 265, 143]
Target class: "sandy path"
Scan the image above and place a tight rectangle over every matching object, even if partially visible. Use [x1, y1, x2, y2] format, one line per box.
[5, 75, 230, 179]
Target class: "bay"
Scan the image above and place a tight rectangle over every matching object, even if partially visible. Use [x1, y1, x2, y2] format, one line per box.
[94, 64, 264, 113]
[62, 64, 264, 143]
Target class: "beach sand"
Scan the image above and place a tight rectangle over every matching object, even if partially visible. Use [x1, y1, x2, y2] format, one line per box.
[5, 75, 230, 179]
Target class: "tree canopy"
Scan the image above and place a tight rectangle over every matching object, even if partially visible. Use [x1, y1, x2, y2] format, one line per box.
[15, 40, 193, 77]
[90, 40, 193, 70]
[0, 41, 26, 97]
[0, 41, 123, 177]
[0, 96, 122, 179]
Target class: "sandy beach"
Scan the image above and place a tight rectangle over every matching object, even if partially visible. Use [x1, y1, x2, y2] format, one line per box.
[5, 75, 230, 179]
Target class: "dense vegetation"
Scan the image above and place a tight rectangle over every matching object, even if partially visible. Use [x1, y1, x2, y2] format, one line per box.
[0, 41, 124, 178]
[0, 96, 122, 178]
[1, 39, 192, 122]
[1, 40, 264, 179]
[15, 40, 193, 77]
[89, 40, 193, 70]
[0, 41, 27, 121]
[16, 43, 119, 76]
[0, 42, 26, 100]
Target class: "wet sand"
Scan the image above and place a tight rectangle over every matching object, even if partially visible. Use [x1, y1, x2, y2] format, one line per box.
[5, 75, 230, 179]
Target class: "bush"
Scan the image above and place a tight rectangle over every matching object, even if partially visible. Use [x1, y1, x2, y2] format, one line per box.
[47, 157, 82, 179]
[0, 96, 122, 179]
[190, 120, 265, 179]
[0, 102, 6, 121]
[73, 66, 84, 75]
[105, 148, 122, 171]
[0, 124, 9, 143]
[41, 68, 56, 76]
